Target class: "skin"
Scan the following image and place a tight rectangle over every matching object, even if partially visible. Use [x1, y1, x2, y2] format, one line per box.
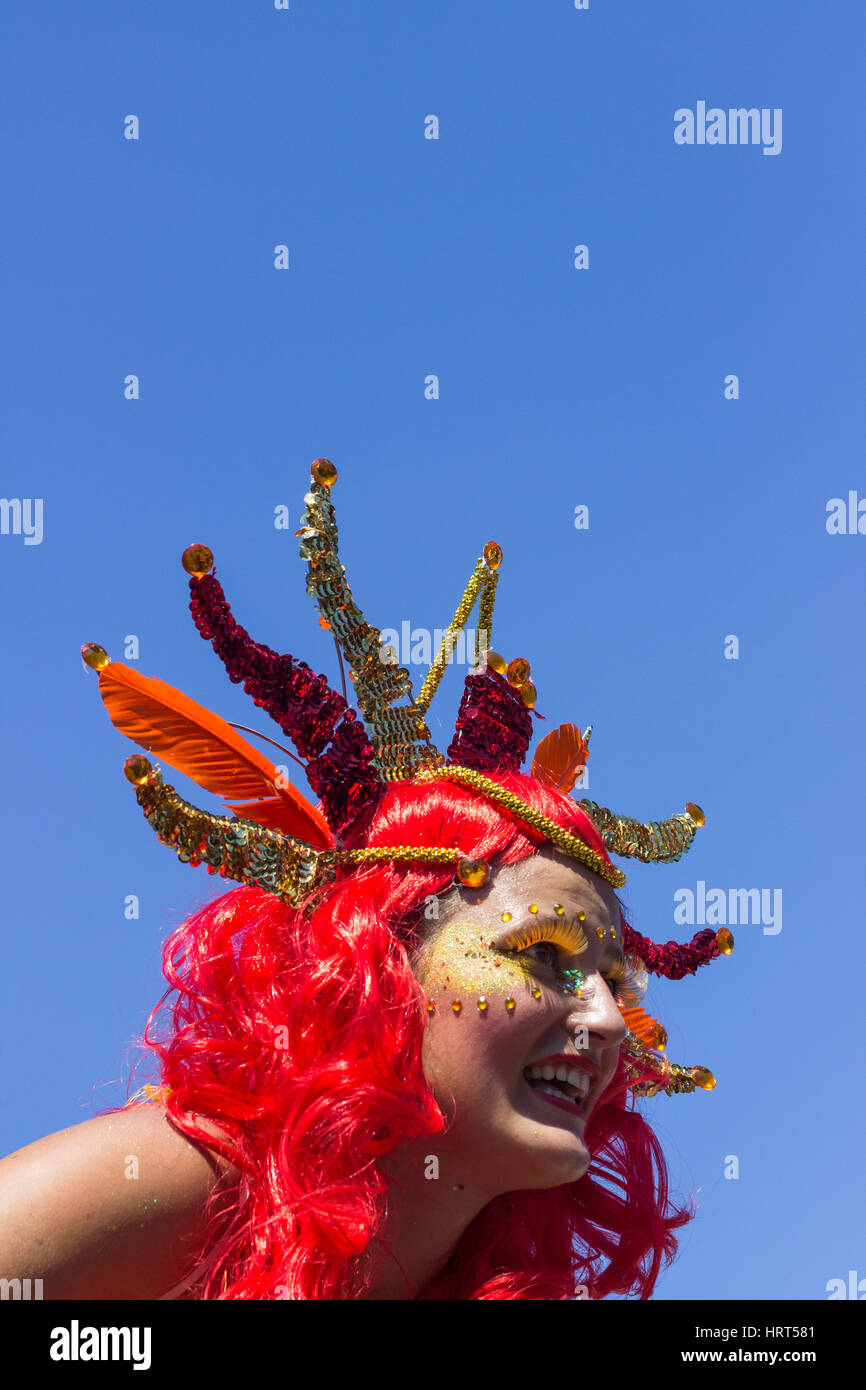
[358, 845, 627, 1299]
[0, 846, 627, 1300]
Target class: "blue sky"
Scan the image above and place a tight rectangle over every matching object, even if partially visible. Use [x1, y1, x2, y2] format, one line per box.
[1, 2, 863, 1301]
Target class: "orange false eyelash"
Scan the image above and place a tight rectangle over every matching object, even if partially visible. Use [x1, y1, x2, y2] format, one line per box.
[497, 918, 589, 957]
[605, 953, 648, 1006]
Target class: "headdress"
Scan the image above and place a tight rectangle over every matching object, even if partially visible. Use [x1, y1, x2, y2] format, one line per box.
[82, 458, 731, 1099]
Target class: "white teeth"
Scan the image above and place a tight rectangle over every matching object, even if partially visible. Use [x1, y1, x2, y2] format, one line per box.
[566, 1068, 588, 1094]
[524, 1063, 591, 1100]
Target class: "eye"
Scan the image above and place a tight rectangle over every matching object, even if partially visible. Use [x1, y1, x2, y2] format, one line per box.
[519, 940, 561, 970]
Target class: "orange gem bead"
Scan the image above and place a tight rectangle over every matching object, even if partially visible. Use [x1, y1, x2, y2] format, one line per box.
[124, 754, 153, 785]
[483, 541, 502, 570]
[477, 997, 489, 1012]
[486, 650, 507, 676]
[685, 802, 705, 827]
[716, 928, 734, 955]
[506, 657, 531, 686]
[691, 1066, 716, 1091]
[456, 857, 489, 888]
[80, 641, 109, 671]
[311, 457, 338, 487]
[519, 680, 537, 708]
[451, 1001, 462, 1015]
[181, 543, 214, 576]
[651, 1024, 668, 1050]
[504, 997, 516, 1011]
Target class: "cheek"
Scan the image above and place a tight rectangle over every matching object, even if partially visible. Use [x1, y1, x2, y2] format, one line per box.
[419, 929, 542, 1014]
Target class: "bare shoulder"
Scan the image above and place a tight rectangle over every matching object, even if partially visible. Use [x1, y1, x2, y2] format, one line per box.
[0, 1104, 242, 1299]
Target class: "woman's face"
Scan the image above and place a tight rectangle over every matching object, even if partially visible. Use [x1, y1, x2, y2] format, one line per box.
[413, 846, 628, 1195]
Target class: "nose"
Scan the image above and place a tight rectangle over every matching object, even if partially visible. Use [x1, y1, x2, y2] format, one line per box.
[565, 972, 627, 1050]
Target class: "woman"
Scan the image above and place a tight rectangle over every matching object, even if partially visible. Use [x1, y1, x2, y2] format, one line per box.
[0, 459, 728, 1299]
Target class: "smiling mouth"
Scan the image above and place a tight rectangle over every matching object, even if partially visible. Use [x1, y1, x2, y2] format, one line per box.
[523, 1065, 590, 1116]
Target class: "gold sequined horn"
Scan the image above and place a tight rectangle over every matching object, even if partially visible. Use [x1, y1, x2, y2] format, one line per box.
[298, 462, 441, 783]
[299, 461, 503, 784]
[122, 755, 339, 908]
[576, 799, 705, 864]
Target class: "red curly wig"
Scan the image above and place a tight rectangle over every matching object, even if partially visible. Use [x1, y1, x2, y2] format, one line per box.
[126, 771, 693, 1299]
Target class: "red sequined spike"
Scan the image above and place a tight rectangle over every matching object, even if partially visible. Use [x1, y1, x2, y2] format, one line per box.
[189, 571, 382, 839]
[621, 922, 721, 979]
[447, 670, 534, 774]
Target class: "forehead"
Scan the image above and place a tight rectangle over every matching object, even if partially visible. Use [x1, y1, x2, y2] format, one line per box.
[436, 847, 622, 934]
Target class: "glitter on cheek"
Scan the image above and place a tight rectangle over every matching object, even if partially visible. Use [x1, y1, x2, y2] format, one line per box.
[418, 923, 535, 1003]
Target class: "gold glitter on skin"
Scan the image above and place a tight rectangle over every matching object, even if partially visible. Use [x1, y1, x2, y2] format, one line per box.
[415, 910, 625, 1010]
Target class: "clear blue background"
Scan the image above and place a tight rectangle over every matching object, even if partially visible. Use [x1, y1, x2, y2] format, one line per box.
[1, 1, 863, 1301]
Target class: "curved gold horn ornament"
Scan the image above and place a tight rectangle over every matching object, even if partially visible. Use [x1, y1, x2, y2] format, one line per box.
[576, 800, 703, 863]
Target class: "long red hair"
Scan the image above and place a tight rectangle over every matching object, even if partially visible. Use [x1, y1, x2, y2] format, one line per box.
[129, 772, 692, 1298]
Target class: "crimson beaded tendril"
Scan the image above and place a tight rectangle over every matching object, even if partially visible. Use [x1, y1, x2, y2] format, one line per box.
[447, 669, 535, 774]
[189, 571, 381, 838]
[621, 922, 720, 979]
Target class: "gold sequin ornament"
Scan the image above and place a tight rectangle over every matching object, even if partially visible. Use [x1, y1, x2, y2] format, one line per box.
[691, 1066, 716, 1090]
[311, 457, 338, 487]
[483, 541, 502, 570]
[124, 753, 153, 785]
[81, 642, 109, 671]
[506, 657, 531, 687]
[181, 543, 214, 576]
[457, 857, 489, 887]
[716, 928, 734, 955]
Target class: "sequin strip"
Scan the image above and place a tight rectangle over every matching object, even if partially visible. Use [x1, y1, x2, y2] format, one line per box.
[621, 1031, 707, 1096]
[299, 479, 444, 783]
[577, 800, 700, 864]
[415, 559, 498, 713]
[189, 570, 381, 838]
[447, 670, 533, 774]
[413, 764, 627, 888]
[133, 765, 339, 905]
[621, 921, 720, 980]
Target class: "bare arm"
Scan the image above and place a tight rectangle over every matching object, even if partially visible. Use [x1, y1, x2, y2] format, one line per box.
[0, 1104, 241, 1299]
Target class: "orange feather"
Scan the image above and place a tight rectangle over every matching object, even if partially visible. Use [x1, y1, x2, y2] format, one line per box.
[619, 1004, 667, 1052]
[530, 722, 589, 793]
[97, 662, 333, 849]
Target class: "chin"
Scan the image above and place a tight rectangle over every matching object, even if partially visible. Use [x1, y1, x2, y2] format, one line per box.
[501, 1119, 592, 1189]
